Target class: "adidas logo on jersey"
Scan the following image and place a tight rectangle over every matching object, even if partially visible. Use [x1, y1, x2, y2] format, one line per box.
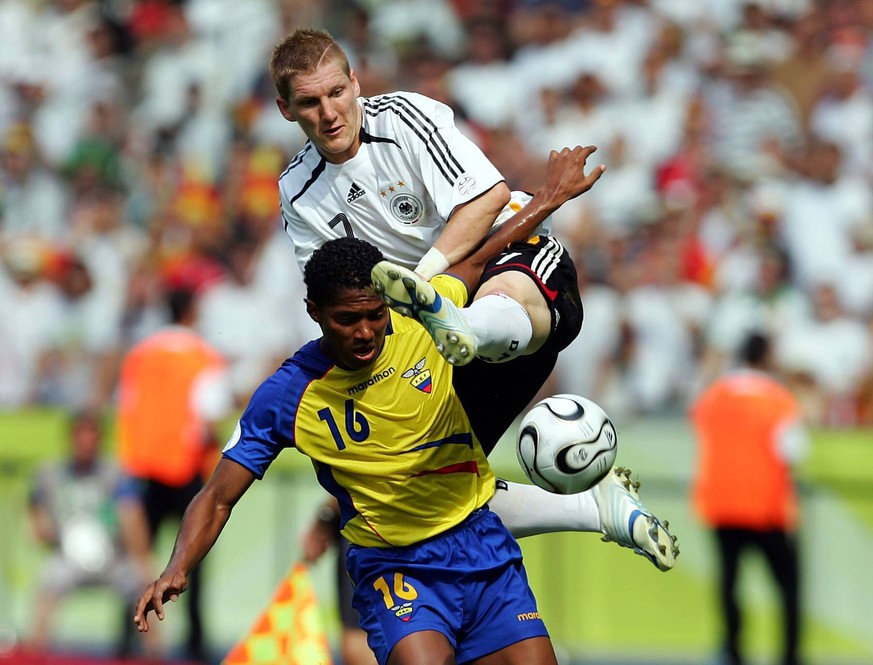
[347, 182, 366, 203]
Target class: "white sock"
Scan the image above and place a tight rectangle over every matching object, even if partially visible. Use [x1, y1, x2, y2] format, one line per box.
[464, 294, 533, 363]
[489, 479, 601, 538]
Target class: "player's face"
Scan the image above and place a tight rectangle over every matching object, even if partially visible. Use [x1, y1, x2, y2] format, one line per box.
[277, 61, 362, 164]
[309, 288, 389, 370]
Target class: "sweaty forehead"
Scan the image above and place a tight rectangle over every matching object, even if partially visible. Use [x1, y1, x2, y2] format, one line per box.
[290, 61, 349, 99]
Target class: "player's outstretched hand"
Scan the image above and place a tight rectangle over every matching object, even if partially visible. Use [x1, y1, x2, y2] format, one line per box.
[540, 145, 606, 208]
[133, 570, 189, 632]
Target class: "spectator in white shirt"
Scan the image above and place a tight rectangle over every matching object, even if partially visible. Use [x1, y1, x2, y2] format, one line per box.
[0, 122, 69, 241]
[778, 281, 873, 425]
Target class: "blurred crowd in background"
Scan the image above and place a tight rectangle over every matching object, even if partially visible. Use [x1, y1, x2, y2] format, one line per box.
[2, 0, 873, 427]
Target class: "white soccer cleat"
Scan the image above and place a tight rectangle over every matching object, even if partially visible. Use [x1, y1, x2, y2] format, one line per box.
[371, 261, 478, 366]
[592, 466, 679, 572]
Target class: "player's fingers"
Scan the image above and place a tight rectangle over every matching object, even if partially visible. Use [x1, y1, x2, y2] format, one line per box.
[133, 587, 155, 631]
[584, 164, 607, 186]
[132, 605, 145, 632]
[549, 148, 569, 165]
[134, 604, 154, 632]
[563, 144, 595, 159]
[150, 588, 167, 622]
[559, 145, 598, 171]
[562, 146, 603, 177]
[551, 145, 588, 162]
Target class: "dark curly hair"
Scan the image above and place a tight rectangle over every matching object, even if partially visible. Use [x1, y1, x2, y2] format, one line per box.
[304, 238, 384, 306]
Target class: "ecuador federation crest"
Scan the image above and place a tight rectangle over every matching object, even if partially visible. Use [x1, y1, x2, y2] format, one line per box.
[402, 357, 432, 393]
[391, 602, 414, 622]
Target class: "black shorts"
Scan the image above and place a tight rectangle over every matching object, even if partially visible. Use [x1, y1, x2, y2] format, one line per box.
[454, 234, 584, 455]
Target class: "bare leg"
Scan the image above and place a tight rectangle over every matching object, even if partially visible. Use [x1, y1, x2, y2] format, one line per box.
[473, 636, 558, 665]
[387, 630, 455, 665]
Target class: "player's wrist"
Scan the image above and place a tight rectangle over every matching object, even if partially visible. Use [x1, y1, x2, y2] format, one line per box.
[414, 247, 450, 280]
[530, 189, 562, 215]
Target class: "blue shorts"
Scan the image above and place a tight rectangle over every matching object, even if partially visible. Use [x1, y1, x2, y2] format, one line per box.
[346, 508, 548, 664]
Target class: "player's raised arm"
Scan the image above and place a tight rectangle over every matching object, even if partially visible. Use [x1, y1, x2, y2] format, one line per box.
[133, 458, 256, 632]
[418, 181, 512, 276]
[446, 145, 605, 290]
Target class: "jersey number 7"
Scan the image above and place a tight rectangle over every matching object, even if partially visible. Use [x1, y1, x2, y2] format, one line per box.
[329, 213, 355, 238]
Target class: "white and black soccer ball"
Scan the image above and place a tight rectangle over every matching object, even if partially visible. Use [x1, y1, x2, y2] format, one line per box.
[516, 394, 617, 494]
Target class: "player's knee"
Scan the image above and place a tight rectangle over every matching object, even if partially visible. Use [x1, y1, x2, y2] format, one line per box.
[476, 275, 550, 334]
[471, 294, 536, 363]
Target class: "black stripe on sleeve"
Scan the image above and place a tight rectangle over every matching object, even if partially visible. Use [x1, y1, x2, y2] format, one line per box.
[363, 95, 463, 185]
[360, 126, 399, 146]
[390, 94, 465, 176]
[278, 142, 314, 181]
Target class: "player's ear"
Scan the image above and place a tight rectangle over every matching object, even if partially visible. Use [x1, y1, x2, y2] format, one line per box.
[276, 97, 297, 123]
[305, 299, 320, 323]
[349, 69, 361, 97]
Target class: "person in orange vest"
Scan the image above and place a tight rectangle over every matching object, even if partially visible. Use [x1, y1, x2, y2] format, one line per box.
[117, 286, 232, 662]
[690, 331, 808, 665]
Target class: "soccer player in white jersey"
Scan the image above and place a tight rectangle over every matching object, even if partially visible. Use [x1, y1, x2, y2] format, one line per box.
[270, 29, 677, 569]
[273, 28, 549, 368]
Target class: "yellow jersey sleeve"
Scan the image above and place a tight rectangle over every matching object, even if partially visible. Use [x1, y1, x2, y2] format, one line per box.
[430, 272, 470, 308]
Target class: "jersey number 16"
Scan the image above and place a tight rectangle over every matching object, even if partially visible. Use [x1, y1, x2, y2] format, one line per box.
[318, 399, 369, 450]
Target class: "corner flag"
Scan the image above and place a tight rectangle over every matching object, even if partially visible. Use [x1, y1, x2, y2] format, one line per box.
[223, 562, 334, 664]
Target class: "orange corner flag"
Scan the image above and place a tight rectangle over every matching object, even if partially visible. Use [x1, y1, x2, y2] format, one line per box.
[223, 562, 334, 665]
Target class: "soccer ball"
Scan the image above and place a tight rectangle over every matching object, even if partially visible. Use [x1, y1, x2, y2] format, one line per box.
[516, 394, 617, 494]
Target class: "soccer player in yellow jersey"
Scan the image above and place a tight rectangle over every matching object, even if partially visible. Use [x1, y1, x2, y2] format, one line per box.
[133, 148, 676, 664]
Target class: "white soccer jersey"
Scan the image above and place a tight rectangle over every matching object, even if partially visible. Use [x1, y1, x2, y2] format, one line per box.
[278, 91, 505, 271]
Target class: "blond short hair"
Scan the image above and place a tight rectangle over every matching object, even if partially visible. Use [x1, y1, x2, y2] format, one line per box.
[270, 28, 351, 102]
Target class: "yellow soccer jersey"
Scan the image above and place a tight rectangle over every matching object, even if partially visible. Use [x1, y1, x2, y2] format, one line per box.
[223, 274, 496, 547]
